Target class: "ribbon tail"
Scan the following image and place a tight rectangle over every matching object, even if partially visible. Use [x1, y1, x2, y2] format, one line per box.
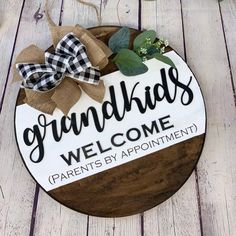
[76, 24, 113, 59]
[44, 21, 112, 69]
[47, 25, 77, 49]
[24, 89, 57, 115]
[45, 0, 57, 27]
[13, 45, 45, 83]
[79, 80, 105, 103]
[51, 77, 82, 115]
[79, 33, 109, 69]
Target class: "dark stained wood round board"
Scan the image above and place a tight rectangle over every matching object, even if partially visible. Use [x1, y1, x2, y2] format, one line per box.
[14, 26, 206, 217]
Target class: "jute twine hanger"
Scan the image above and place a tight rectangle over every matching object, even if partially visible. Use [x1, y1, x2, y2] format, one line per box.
[76, 0, 102, 26]
[45, 0, 102, 26]
[13, 0, 113, 115]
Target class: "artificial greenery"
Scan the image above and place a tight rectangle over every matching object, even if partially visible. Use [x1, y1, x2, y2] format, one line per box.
[133, 30, 156, 51]
[113, 49, 148, 76]
[108, 27, 130, 53]
[109, 27, 175, 76]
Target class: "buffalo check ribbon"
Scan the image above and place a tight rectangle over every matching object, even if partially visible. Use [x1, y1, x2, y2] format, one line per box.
[16, 33, 101, 92]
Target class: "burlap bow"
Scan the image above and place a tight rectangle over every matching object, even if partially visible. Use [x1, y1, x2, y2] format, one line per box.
[13, 24, 113, 115]
[16, 33, 101, 92]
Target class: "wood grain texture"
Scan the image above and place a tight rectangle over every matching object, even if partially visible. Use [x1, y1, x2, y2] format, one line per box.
[0, 0, 25, 108]
[49, 134, 205, 216]
[32, 1, 88, 236]
[0, 1, 61, 235]
[182, 0, 236, 235]
[33, 1, 107, 235]
[220, 0, 236, 96]
[113, 215, 141, 236]
[0, 0, 235, 235]
[88, 2, 141, 234]
[35, 21, 206, 218]
[100, 0, 139, 29]
[141, 1, 202, 235]
[0, 0, 62, 235]
[63, 0, 101, 28]
[34, 189, 88, 236]
[32, 0, 109, 236]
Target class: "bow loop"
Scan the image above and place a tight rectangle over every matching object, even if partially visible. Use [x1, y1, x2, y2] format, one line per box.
[16, 33, 101, 92]
[34, 73, 63, 91]
[73, 67, 100, 85]
[45, 52, 68, 73]
[16, 63, 63, 91]
[66, 51, 91, 74]
[56, 33, 85, 56]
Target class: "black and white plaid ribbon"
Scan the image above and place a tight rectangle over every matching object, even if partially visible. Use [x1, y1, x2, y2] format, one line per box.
[16, 33, 101, 92]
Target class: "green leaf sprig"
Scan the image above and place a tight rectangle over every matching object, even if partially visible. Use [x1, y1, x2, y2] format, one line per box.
[113, 49, 148, 76]
[108, 27, 130, 54]
[133, 30, 175, 68]
[108, 27, 175, 76]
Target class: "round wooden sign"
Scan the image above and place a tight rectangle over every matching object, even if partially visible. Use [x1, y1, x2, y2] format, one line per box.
[14, 26, 206, 217]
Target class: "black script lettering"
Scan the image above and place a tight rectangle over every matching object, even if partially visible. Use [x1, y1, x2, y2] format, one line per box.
[168, 67, 194, 105]
[159, 68, 176, 102]
[38, 114, 62, 142]
[80, 107, 105, 132]
[122, 82, 147, 113]
[70, 113, 80, 135]
[23, 68, 194, 164]
[144, 86, 156, 110]
[102, 86, 126, 121]
[61, 116, 73, 134]
[23, 125, 45, 163]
